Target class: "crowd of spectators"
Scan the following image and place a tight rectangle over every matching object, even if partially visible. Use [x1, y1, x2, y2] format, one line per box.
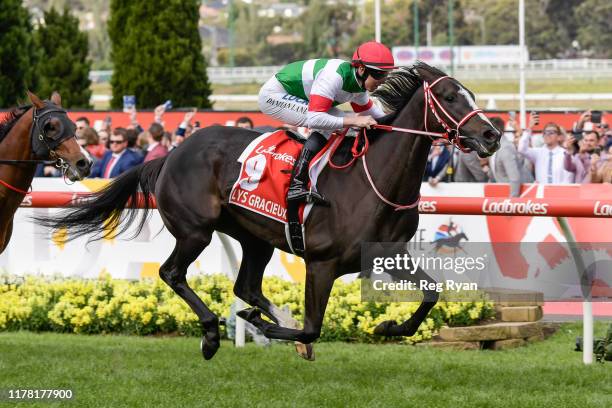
[41, 105, 610, 189]
[423, 110, 612, 194]
[35, 104, 259, 179]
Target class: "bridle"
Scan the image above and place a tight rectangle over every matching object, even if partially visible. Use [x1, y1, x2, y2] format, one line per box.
[375, 76, 484, 151]
[0, 103, 77, 195]
[422, 75, 483, 152]
[328, 75, 485, 211]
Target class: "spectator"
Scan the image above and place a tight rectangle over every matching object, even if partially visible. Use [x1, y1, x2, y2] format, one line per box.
[175, 109, 197, 144]
[563, 131, 599, 183]
[90, 128, 143, 178]
[80, 127, 106, 160]
[455, 150, 488, 182]
[75, 116, 90, 132]
[236, 116, 254, 129]
[488, 117, 524, 196]
[586, 146, 612, 183]
[125, 128, 144, 158]
[423, 143, 450, 186]
[519, 121, 573, 184]
[144, 123, 169, 162]
[98, 129, 110, 149]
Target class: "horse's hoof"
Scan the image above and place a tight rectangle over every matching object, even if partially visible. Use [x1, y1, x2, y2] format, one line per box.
[374, 320, 398, 336]
[200, 335, 220, 360]
[295, 342, 315, 361]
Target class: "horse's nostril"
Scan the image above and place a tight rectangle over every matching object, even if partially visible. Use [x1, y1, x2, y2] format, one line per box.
[76, 159, 88, 169]
[484, 130, 499, 141]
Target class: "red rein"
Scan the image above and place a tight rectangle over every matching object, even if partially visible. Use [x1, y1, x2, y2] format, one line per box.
[324, 76, 484, 210]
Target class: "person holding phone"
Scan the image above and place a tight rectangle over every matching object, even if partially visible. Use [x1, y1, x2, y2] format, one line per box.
[519, 115, 574, 184]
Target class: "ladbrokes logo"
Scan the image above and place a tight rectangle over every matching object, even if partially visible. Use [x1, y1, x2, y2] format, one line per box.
[255, 145, 295, 165]
[594, 201, 612, 216]
[418, 200, 437, 213]
[482, 198, 548, 215]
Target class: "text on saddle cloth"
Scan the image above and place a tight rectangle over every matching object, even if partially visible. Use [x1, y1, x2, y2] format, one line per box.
[229, 130, 336, 224]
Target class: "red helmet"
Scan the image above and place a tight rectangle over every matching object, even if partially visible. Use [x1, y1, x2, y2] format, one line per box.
[352, 41, 396, 71]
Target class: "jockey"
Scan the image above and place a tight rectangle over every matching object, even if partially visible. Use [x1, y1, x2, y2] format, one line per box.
[258, 41, 396, 206]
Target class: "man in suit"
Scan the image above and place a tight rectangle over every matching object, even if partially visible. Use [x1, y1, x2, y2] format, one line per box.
[455, 151, 489, 182]
[90, 128, 143, 178]
[423, 144, 451, 186]
[488, 117, 526, 197]
[144, 123, 169, 163]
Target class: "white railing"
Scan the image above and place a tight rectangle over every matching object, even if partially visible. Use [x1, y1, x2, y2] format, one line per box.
[89, 59, 612, 85]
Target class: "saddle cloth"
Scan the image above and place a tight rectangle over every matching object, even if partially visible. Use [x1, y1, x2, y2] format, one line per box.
[229, 130, 339, 224]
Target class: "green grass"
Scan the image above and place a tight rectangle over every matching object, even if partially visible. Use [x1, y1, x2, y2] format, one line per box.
[1, 323, 611, 407]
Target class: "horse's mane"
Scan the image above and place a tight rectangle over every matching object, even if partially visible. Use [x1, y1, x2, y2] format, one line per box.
[0, 105, 31, 144]
[372, 61, 448, 114]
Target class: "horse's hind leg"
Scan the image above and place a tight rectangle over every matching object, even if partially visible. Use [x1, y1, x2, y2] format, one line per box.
[160, 233, 221, 360]
[233, 238, 314, 357]
[233, 238, 298, 327]
[374, 265, 439, 337]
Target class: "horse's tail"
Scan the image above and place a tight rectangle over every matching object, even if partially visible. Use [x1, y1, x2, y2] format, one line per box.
[35, 156, 167, 242]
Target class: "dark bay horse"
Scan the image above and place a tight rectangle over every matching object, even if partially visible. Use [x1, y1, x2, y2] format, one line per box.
[0, 92, 92, 253]
[38, 63, 500, 360]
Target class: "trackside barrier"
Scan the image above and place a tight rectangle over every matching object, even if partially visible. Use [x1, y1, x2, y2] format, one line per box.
[20, 192, 612, 218]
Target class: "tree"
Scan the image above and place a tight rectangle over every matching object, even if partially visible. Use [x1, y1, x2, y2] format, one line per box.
[0, 0, 38, 107]
[35, 7, 92, 109]
[465, 0, 567, 59]
[108, 0, 212, 109]
[576, 0, 612, 58]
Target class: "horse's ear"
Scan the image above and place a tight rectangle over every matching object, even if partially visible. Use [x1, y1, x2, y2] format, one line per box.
[27, 90, 45, 109]
[50, 91, 62, 107]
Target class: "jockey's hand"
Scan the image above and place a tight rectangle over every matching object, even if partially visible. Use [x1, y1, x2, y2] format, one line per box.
[348, 115, 378, 129]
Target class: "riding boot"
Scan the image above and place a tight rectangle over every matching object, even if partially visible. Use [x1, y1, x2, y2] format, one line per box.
[287, 131, 329, 206]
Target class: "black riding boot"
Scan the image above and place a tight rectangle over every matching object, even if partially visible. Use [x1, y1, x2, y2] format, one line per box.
[287, 131, 329, 205]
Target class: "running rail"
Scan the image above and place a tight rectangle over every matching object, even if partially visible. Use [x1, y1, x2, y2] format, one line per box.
[19, 192, 612, 218]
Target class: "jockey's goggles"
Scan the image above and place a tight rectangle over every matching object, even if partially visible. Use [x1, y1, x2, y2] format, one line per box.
[366, 68, 389, 80]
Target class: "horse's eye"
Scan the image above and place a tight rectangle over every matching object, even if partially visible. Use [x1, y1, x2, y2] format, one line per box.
[445, 95, 455, 102]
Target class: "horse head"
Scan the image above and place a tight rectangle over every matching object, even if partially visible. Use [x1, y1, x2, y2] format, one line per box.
[413, 63, 501, 158]
[27, 91, 92, 181]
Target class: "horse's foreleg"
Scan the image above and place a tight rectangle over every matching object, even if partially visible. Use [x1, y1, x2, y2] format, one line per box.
[160, 234, 221, 360]
[374, 265, 439, 337]
[238, 259, 336, 360]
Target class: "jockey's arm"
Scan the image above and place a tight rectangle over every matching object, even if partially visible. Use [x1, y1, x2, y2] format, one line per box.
[307, 73, 380, 130]
[350, 92, 386, 119]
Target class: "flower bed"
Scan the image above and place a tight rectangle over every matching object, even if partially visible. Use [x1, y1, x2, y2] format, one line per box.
[0, 275, 495, 343]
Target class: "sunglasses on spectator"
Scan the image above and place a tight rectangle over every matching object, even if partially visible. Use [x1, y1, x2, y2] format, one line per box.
[109, 140, 125, 144]
[543, 130, 558, 135]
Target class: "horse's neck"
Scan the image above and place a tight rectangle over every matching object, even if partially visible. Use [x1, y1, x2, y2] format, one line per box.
[1, 110, 34, 161]
[368, 91, 432, 205]
[0, 110, 36, 195]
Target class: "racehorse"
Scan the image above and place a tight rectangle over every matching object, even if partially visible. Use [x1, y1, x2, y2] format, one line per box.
[0, 92, 92, 254]
[432, 232, 469, 253]
[37, 63, 500, 360]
